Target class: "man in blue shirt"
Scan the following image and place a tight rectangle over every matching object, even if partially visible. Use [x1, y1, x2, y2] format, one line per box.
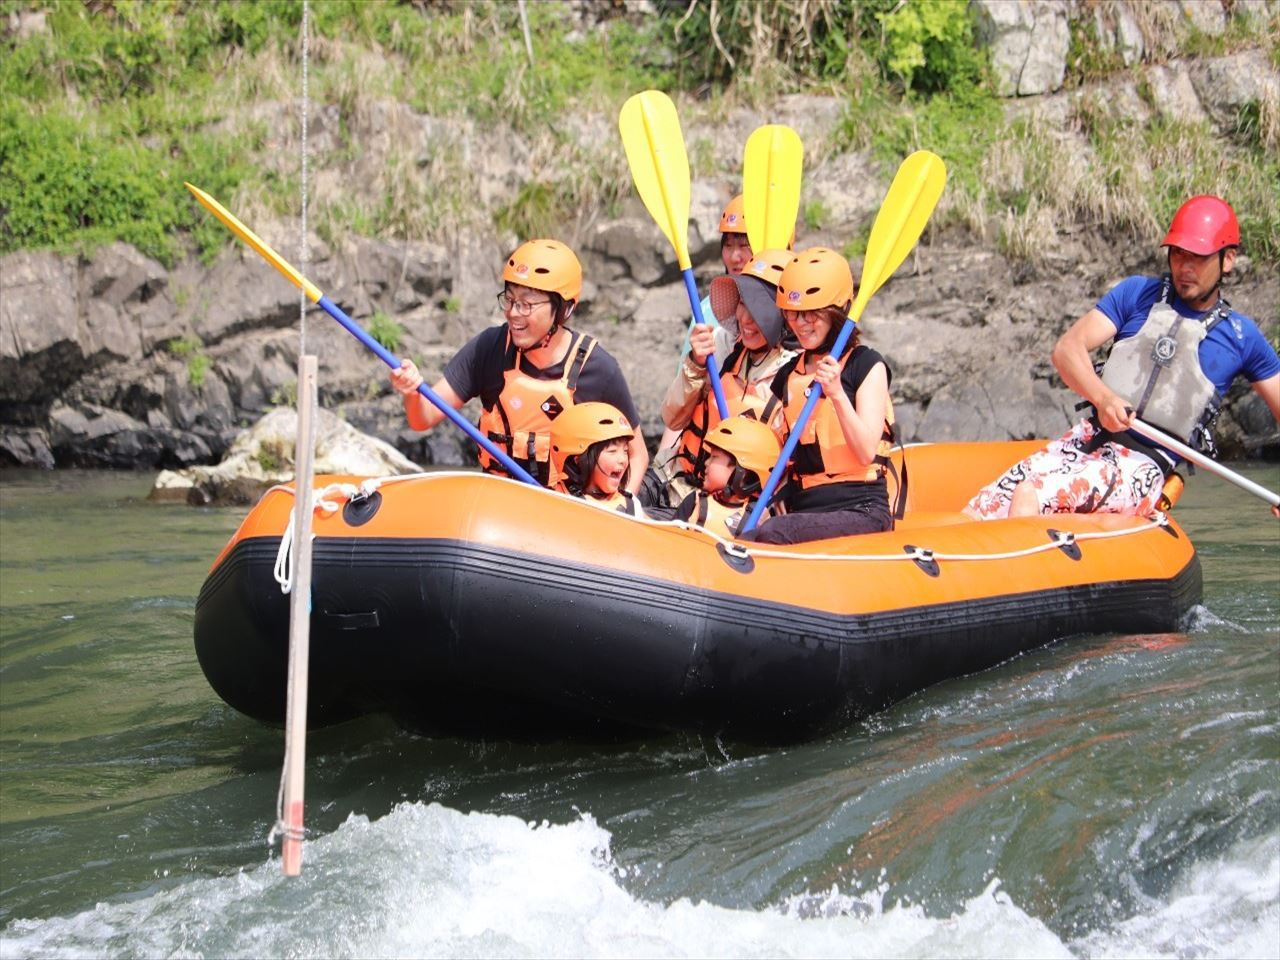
[967, 195, 1280, 519]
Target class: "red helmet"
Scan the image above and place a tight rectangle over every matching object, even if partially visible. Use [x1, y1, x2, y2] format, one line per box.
[1161, 196, 1240, 255]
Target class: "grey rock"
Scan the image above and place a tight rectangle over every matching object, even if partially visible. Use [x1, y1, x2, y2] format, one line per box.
[150, 406, 420, 506]
[0, 426, 54, 468]
[1189, 50, 1280, 130]
[1144, 62, 1210, 124]
[0, 251, 80, 403]
[591, 218, 670, 287]
[973, 0, 1071, 97]
[1177, 0, 1226, 34]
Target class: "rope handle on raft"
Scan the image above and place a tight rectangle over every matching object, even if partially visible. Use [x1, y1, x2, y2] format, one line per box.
[265, 478, 1173, 593]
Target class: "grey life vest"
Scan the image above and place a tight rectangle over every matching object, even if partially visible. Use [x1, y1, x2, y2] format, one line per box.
[1099, 276, 1230, 445]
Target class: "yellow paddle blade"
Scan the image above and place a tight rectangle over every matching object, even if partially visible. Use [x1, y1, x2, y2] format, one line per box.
[185, 182, 323, 303]
[618, 90, 692, 269]
[742, 124, 803, 254]
[850, 150, 946, 321]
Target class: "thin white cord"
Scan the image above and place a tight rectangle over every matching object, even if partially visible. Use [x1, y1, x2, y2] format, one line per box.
[298, 0, 309, 357]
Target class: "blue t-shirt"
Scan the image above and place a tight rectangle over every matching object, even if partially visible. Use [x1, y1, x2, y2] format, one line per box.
[1096, 276, 1280, 394]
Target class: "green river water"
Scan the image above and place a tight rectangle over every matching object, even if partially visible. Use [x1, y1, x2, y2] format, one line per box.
[1, 466, 1277, 958]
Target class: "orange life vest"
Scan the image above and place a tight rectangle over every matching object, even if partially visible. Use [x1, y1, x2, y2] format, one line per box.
[556, 486, 641, 517]
[675, 343, 785, 480]
[782, 347, 894, 489]
[599, 489, 642, 517]
[686, 491, 751, 538]
[476, 330, 597, 484]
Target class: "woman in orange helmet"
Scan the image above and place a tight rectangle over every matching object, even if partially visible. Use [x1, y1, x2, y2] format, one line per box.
[390, 239, 648, 488]
[549, 402, 645, 517]
[740, 248, 897, 544]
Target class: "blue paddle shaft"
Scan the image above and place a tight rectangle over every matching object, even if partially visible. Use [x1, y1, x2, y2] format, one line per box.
[739, 318, 858, 535]
[681, 269, 730, 420]
[316, 295, 541, 487]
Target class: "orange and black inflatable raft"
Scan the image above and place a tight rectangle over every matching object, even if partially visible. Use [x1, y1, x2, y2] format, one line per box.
[194, 440, 1201, 742]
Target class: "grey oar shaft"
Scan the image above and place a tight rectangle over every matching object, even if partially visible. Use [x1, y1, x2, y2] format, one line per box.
[1130, 417, 1280, 508]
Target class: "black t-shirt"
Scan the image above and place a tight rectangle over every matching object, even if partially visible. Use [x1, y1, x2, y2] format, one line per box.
[770, 342, 892, 514]
[443, 325, 641, 426]
[768, 342, 892, 411]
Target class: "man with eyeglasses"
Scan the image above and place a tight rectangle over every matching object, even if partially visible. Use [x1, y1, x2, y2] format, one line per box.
[390, 239, 648, 488]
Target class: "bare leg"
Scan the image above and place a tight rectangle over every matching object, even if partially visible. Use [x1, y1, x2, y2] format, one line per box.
[1008, 481, 1041, 518]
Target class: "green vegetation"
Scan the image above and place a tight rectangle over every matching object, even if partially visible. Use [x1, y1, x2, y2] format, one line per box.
[254, 437, 286, 473]
[186, 352, 211, 389]
[164, 336, 202, 358]
[165, 335, 212, 388]
[2, 0, 1277, 271]
[803, 199, 829, 232]
[270, 379, 298, 408]
[366, 311, 404, 354]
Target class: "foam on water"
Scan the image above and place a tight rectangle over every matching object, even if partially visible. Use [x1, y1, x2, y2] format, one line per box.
[4, 802, 1276, 959]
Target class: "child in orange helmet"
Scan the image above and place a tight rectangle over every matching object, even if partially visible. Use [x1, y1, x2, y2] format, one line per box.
[674, 415, 781, 538]
[549, 402, 646, 517]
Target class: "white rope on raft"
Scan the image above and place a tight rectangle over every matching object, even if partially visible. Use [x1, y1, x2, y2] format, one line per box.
[267, 472, 1173, 595]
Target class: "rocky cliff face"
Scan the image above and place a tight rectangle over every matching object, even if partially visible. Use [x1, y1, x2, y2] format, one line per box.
[3, 20, 1277, 470]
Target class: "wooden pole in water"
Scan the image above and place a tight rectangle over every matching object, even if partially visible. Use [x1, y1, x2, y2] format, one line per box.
[282, 354, 317, 876]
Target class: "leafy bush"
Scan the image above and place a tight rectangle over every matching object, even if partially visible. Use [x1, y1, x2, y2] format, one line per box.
[877, 0, 984, 94]
[656, 0, 982, 96]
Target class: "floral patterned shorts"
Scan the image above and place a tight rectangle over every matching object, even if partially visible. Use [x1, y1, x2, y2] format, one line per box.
[964, 419, 1165, 520]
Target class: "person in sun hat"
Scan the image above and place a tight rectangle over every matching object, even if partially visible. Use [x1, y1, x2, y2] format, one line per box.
[964, 195, 1280, 520]
[390, 239, 648, 489]
[640, 248, 796, 514]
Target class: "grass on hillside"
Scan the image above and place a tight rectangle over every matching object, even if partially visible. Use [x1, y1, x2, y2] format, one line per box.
[0, 0, 1276, 273]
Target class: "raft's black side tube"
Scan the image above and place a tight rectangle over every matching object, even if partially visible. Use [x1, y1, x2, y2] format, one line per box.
[194, 536, 1202, 742]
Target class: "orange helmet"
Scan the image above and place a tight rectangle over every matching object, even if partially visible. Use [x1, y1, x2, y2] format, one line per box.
[502, 239, 583, 302]
[719, 194, 747, 234]
[549, 402, 634, 490]
[741, 248, 791, 287]
[703, 415, 781, 496]
[775, 247, 854, 312]
[773, 248, 855, 312]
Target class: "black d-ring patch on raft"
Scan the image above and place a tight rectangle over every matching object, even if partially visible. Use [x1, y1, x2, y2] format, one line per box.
[320, 609, 380, 630]
[1159, 520, 1179, 538]
[1047, 528, 1082, 560]
[904, 545, 939, 577]
[343, 491, 382, 526]
[717, 541, 755, 573]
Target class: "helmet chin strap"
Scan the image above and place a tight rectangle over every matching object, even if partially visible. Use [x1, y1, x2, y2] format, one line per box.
[563, 456, 585, 496]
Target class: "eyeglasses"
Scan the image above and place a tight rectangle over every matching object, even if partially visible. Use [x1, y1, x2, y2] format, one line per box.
[782, 309, 821, 324]
[497, 293, 552, 316]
